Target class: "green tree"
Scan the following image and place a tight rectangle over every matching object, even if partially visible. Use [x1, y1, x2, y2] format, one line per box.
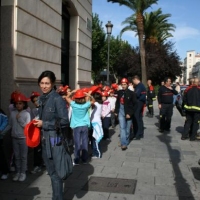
[108, 0, 158, 84]
[92, 14, 106, 80]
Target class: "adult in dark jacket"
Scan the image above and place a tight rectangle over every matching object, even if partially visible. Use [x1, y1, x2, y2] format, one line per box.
[182, 78, 200, 141]
[132, 75, 146, 139]
[157, 77, 178, 132]
[115, 78, 137, 150]
[34, 71, 69, 200]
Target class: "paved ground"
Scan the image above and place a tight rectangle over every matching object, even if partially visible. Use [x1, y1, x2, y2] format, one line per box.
[0, 102, 200, 200]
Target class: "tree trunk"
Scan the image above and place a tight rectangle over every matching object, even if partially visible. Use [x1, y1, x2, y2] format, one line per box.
[136, 12, 147, 85]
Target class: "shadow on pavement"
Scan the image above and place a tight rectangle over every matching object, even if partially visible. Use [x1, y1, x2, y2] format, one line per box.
[175, 126, 184, 134]
[63, 163, 94, 200]
[157, 134, 196, 200]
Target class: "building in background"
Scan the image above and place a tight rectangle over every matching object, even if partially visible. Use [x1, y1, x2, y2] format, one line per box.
[183, 50, 200, 84]
[1, 0, 92, 113]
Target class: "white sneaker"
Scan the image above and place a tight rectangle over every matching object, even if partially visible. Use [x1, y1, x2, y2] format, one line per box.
[19, 173, 26, 182]
[13, 173, 20, 181]
[1, 174, 9, 180]
[91, 156, 99, 159]
[31, 166, 42, 174]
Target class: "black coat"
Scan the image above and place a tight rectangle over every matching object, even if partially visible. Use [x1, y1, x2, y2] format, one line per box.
[114, 88, 137, 117]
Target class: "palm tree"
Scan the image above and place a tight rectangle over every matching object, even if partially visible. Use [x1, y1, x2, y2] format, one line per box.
[107, 0, 158, 84]
[144, 8, 176, 44]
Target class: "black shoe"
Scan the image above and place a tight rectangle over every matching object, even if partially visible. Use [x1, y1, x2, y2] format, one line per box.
[181, 136, 188, 140]
[164, 129, 171, 132]
[198, 159, 200, 165]
[159, 129, 164, 133]
[190, 138, 196, 141]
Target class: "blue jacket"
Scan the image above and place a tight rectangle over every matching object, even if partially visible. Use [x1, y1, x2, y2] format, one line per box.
[38, 89, 69, 158]
[0, 112, 8, 139]
[134, 82, 146, 103]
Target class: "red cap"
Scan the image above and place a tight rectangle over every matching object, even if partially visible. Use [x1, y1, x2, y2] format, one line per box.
[24, 120, 40, 147]
[90, 85, 100, 94]
[57, 85, 68, 95]
[81, 87, 90, 93]
[103, 86, 110, 92]
[11, 91, 20, 100]
[101, 91, 109, 97]
[14, 93, 30, 102]
[111, 83, 118, 90]
[121, 78, 129, 84]
[74, 90, 85, 99]
[30, 91, 40, 98]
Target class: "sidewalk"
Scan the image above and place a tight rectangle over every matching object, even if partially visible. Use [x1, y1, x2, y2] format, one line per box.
[0, 103, 200, 200]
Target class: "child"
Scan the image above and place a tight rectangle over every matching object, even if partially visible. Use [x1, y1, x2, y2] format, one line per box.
[101, 91, 111, 140]
[66, 89, 92, 165]
[90, 92, 103, 158]
[9, 93, 31, 181]
[30, 91, 43, 174]
[108, 90, 117, 129]
[0, 109, 9, 179]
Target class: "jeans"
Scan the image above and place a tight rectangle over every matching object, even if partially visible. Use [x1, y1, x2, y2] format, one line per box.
[92, 137, 101, 158]
[118, 113, 132, 146]
[42, 140, 63, 200]
[12, 138, 28, 174]
[73, 126, 88, 163]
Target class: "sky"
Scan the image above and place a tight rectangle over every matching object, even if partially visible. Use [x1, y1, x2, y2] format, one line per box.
[92, 0, 200, 61]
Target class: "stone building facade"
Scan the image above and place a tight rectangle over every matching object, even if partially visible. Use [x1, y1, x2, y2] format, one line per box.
[1, 0, 92, 113]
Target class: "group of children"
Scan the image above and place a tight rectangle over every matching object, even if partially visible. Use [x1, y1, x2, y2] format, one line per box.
[0, 83, 118, 180]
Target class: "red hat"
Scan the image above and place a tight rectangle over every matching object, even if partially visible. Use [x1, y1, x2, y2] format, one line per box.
[109, 89, 114, 93]
[111, 83, 118, 90]
[11, 91, 20, 100]
[57, 85, 68, 95]
[90, 85, 100, 94]
[30, 91, 40, 98]
[103, 86, 110, 92]
[96, 89, 102, 95]
[74, 89, 85, 99]
[121, 78, 129, 84]
[14, 93, 30, 102]
[101, 91, 109, 97]
[81, 87, 90, 93]
[24, 120, 40, 147]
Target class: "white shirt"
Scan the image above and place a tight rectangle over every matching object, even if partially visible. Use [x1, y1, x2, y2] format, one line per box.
[91, 102, 102, 123]
[108, 96, 117, 110]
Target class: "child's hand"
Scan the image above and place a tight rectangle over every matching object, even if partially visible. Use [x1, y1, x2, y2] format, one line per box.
[16, 113, 20, 119]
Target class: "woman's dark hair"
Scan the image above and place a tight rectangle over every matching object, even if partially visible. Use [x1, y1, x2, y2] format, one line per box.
[93, 92, 103, 104]
[13, 102, 28, 110]
[38, 70, 56, 85]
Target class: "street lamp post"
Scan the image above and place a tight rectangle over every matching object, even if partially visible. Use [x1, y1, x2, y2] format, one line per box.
[105, 21, 113, 83]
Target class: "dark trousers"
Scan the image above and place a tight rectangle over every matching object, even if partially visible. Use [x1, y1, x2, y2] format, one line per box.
[111, 112, 116, 127]
[159, 104, 173, 130]
[102, 117, 111, 139]
[182, 111, 200, 140]
[42, 141, 63, 200]
[33, 142, 43, 167]
[73, 126, 88, 163]
[147, 98, 154, 115]
[0, 139, 10, 174]
[132, 101, 144, 138]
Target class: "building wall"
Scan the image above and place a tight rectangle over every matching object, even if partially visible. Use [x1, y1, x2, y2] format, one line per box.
[0, 0, 92, 113]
